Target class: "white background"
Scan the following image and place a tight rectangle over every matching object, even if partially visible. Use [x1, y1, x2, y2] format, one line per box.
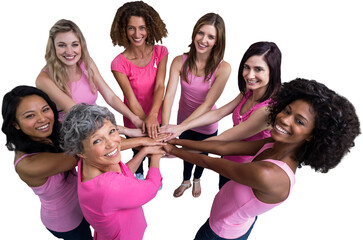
[1, 0, 362, 239]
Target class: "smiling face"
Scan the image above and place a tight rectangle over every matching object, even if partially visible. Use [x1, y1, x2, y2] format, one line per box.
[78, 120, 121, 171]
[194, 24, 217, 55]
[126, 16, 148, 47]
[54, 31, 82, 66]
[14, 95, 54, 142]
[271, 99, 315, 146]
[243, 55, 270, 92]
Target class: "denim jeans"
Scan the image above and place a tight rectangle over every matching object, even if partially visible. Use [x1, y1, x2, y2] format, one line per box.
[194, 217, 257, 240]
[47, 217, 92, 240]
[179, 129, 218, 181]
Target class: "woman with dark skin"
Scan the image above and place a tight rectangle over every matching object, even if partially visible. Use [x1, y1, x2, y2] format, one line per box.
[163, 78, 360, 240]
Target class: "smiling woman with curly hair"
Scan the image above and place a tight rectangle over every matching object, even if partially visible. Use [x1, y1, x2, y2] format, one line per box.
[162, 78, 360, 240]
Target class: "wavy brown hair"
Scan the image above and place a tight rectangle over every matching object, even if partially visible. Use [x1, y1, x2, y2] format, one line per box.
[181, 13, 226, 83]
[110, 1, 167, 47]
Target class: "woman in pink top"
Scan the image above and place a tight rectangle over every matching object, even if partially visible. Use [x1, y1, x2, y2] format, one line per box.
[162, 13, 231, 197]
[163, 78, 360, 239]
[61, 104, 166, 240]
[110, 1, 168, 179]
[1, 86, 92, 239]
[36, 19, 143, 132]
[161, 42, 281, 189]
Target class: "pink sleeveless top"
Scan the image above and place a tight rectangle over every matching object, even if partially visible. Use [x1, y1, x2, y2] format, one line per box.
[57, 62, 98, 120]
[14, 153, 83, 232]
[111, 45, 168, 128]
[209, 143, 296, 238]
[177, 55, 221, 134]
[224, 91, 271, 163]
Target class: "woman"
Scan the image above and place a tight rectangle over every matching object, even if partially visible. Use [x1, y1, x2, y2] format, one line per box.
[161, 41, 281, 189]
[36, 19, 143, 132]
[162, 13, 231, 197]
[61, 104, 165, 240]
[163, 78, 360, 239]
[1, 86, 92, 239]
[110, 1, 168, 179]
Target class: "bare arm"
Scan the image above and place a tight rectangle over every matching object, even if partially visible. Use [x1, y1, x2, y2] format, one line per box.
[91, 59, 143, 128]
[126, 146, 165, 173]
[160, 93, 242, 140]
[161, 55, 183, 126]
[35, 71, 76, 113]
[15, 152, 78, 187]
[207, 106, 271, 142]
[168, 137, 271, 156]
[144, 54, 168, 138]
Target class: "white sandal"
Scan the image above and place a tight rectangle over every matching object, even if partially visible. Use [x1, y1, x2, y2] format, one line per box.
[173, 181, 191, 197]
[192, 179, 201, 198]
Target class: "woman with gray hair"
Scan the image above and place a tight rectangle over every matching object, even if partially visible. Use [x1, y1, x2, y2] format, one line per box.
[61, 104, 165, 240]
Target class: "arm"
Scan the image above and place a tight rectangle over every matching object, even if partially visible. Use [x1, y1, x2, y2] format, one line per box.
[207, 106, 271, 142]
[180, 61, 231, 123]
[164, 143, 287, 199]
[161, 55, 182, 126]
[15, 152, 78, 187]
[168, 137, 272, 156]
[160, 93, 242, 140]
[117, 125, 146, 137]
[91, 59, 143, 128]
[35, 71, 76, 113]
[112, 71, 147, 122]
[126, 146, 165, 173]
[120, 136, 166, 151]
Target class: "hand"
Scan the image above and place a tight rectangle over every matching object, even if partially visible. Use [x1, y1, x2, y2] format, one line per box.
[162, 143, 177, 155]
[143, 114, 160, 139]
[143, 145, 166, 156]
[159, 124, 184, 141]
[140, 137, 167, 147]
[132, 116, 144, 129]
[117, 125, 146, 137]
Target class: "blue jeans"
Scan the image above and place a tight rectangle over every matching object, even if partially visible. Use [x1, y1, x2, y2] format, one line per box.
[179, 129, 218, 180]
[47, 217, 92, 240]
[194, 217, 257, 240]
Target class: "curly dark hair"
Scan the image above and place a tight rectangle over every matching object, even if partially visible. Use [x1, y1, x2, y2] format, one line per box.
[2, 85, 62, 153]
[110, 1, 167, 47]
[268, 78, 360, 173]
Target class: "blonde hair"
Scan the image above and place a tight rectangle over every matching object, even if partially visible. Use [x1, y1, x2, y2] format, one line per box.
[43, 19, 96, 96]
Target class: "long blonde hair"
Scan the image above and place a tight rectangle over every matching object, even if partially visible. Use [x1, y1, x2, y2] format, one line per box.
[43, 19, 96, 96]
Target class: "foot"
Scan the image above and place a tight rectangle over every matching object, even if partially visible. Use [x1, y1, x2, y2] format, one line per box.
[173, 180, 191, 197]
[192, 179, 201, 198]
[135, 173, 145, 180]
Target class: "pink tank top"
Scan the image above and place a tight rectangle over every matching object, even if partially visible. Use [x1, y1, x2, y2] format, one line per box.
[14, 153, 83, 232]
[177, 55, 220, 134]
[209, 143, 296, 239]
[58, 62, 98, 120]
[111, 45, 168, 128]
[224, 91, 271, 163]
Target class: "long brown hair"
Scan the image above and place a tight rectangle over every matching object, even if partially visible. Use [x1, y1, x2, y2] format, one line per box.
[181, 13, 226, 83]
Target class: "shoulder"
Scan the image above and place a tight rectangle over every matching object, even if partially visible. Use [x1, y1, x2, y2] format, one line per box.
[216, 61, 231, 76]
[154, 45, 168, 59]
[171, 55, 183, 69]
[36, 70, 53, 86]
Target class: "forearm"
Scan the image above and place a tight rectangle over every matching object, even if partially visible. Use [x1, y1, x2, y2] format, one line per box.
[149, 155, 161, 168]
[120, 137, 149, 150]
[126, 148, 148, 173]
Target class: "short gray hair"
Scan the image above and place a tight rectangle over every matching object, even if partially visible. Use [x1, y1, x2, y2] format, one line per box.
[61, 104, 116, 155]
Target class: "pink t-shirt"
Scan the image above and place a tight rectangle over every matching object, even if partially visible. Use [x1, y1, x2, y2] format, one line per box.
[177, 55, 220, 135]
[224, 91, 271, 163]
[111, 45, 168, 128]
[14, 153, 83, 232]
[209, 143, 296, 239]
[77, 160, 162, 240]
[57, 62, 98, 120]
